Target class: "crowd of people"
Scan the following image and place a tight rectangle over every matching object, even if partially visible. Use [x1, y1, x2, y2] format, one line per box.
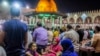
[0, 15, 100, 56]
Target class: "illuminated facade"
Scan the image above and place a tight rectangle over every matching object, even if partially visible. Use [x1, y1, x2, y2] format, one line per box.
[35, 0, 57, 12]
[22, 0, 100, 28]
[22, 10, 100, 28]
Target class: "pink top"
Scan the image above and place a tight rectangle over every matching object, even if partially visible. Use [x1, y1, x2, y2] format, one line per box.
[26, 50, 39, 56]
[51, 45, 62, 53]
[42, 52, 56, 56]
[35, 52, 39, 56]
[51, 38, 62, 53]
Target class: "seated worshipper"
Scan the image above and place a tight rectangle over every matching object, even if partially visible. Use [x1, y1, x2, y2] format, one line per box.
[0, 25, 6, 56]
[51, 38, 62, 56]
[41, 43, 56, 56]
[26, 42, 40, 56]
[61, 39, 78, 56]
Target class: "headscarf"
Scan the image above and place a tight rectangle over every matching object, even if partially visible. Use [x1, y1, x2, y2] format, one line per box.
[61, 39, 74, 52]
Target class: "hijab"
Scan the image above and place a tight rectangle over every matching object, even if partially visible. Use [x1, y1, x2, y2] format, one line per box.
[61, 39, 74, 52]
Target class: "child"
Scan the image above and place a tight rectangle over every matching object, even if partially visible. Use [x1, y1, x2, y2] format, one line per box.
[42, 43, 56, 56]
[26, 42, 40, 56]
[51, 38, 62, 56]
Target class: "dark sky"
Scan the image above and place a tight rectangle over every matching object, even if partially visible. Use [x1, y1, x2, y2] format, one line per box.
[24, 0, 100, 13]
[1, 0, 100, 13]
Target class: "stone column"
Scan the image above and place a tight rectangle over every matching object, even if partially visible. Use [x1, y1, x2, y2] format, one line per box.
[59, 16, 62, 27]
[35, 15, 38, 24]
[42, 17, 45, 26]
[29, 17, 31, 25]
[51, 16, 54, 27]
[33, 17, 35, 25]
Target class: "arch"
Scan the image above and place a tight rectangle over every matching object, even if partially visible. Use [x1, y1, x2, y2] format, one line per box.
[62, 18, 68, 24]
[76, 17, 83, 24]
[94, 16, 100, 24]
[45, 18, 51, 23]
[85, 17, 92, 24]
[69, 18, 75, 24]
[54, 18, 60, 24]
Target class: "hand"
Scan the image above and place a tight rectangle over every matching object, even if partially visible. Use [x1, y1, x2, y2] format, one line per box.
[48, 49, 53, 52]
[56, 51, 62, 56]
[26, 52, 33, 56]
[41, 49, 47, 55]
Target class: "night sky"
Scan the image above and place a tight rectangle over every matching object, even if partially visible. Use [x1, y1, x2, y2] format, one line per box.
[24, 0, 100, 13]
[1, 0, 100, 13]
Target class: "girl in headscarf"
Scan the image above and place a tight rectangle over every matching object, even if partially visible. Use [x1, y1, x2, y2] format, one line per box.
[41, 43, 56, 56]
[61, 39, 78, 56]
[51, 38, 62, 56]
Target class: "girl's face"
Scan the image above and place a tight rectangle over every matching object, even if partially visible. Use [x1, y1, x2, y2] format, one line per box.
[45, 45, 50, 52]
[31, 43, 37, 51]
[53, 39, 57, 45]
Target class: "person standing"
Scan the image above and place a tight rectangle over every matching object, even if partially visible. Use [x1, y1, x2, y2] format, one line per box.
[3, 14, 28, 56]
[89, 27, 94, 38]
[83, 29, 89, 40]
[91, 26, 100, 56]
[47, 28, 53, 43]
[75, 25, 84, 43]
[59, 27, 66, 41]
[32, 22, 48, 54]
[64, 24, 79, 52]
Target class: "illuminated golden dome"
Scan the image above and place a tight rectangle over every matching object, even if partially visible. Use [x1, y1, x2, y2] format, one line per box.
[35, 0, 58, 12]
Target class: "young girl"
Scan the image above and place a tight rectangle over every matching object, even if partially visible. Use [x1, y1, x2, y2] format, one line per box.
[51, 38, 62, 56]
[41, 43, 56, 56]
[26, 42, 40, 56]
